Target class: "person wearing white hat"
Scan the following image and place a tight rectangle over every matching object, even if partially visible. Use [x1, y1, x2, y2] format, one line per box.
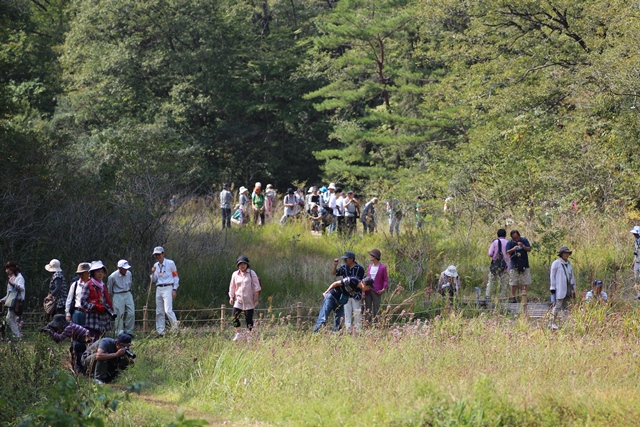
[107, 260, 135, 335]
[437, 265, 461, 304]
[150, 246, 180, 337]
[80, 261, 114, 340]
[45, 259, 68, 319]
[630, 226, 640, 299]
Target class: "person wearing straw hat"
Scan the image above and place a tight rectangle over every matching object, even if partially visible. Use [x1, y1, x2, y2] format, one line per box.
[549, 246, 576, 330]
[228, 256, 261, 341]
[150, 246, 180, 337]
[66, 262, 91, 326]
[630, 226, 640, 300]
[107, 260, 135, 335]
[80, 261, 114, 340]
[41, 313, 92, 372]
[45, 259, 68, 319]
[437, 265, 461, 303]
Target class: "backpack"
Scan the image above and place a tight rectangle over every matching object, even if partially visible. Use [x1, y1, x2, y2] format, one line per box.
[489, 239, 507, 275]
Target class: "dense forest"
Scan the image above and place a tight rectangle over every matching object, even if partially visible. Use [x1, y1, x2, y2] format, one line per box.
[2, 0, 640, 285]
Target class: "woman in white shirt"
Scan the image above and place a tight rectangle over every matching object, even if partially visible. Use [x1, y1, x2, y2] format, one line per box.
[2, 261, 26, 337]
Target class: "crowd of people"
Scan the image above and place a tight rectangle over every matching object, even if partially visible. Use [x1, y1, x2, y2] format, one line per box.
[219, 182, 405, 236]
[0, 223, 637, 382]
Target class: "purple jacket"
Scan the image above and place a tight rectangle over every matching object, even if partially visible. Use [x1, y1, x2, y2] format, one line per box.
[367, 263, 389, 293]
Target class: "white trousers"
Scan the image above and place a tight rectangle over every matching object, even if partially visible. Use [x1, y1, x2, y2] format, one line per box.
[112, 292, 135, 335]
[156, 286, 178, 334]
[6, 309, 21, 337]
[344, 298, 362, 331]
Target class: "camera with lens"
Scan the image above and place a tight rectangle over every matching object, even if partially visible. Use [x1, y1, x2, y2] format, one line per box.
[124, 348, 136, 359]
[106, 308, 117, 320]
[39, 326, 51, 333]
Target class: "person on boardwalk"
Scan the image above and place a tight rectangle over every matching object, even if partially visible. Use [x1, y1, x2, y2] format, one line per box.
[81, 333, 134, 384]
[42, 313, 92, 372]
[1, 261, 25, 338]
[332, 251, 366, 332]
[220, 183, 233, 229]
[80, 261, 114, 340]
[150, 246, 180, 337]
[45, 259, 68, 318]
[314, 277, 373, 332]
[364, 249, 388, 324]
[549, 246, 576, 330]
[505, 230, 532, 303]
[437, 265, 461, 304]
[585, 280, 608, 303]
[107, 260, 135, 335]
[486, 229, 510, 301]
[228, 256, 261, 341]
[631, 226, 640, 300]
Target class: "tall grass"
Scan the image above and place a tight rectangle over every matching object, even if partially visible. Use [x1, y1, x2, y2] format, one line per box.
[113, 307, 640, 426]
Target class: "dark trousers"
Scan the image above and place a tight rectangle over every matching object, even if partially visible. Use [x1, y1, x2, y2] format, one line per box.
[221, 208, 231, 228]
[232, 308, 254, 330]
[71, 311, 87, 371]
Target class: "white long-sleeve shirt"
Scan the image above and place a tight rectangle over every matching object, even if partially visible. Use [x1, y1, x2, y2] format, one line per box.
[1, 273, 25, 302]
[65, 278, 88, 316]
[150, 258, 180, 290]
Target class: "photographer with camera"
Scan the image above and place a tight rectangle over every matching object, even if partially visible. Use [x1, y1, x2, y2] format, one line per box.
[505, 230, 532, 303]
[80, 261, 115, 340]
[41, 314, 92, 372]
[81, 333, 134, 384]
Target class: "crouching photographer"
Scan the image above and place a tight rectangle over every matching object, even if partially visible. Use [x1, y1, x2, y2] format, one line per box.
[81, 333, 135, 384]
[41, 314, 92, 373]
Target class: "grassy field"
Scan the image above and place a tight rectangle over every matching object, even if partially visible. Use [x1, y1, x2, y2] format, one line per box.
[101, 303, 640, 426]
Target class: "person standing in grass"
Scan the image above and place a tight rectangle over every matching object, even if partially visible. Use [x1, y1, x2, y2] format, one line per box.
[265, 184, 276, 222]
[150, 247, 180, 337]
[220, 183, 233, 229]
[314, 277, 373, 332]
[239, 187, 251, 225]
[360, 198, 378, 235]
[364, 249, 388, 324]
[81, 261, 114, 340]
[107, 260, 135, 335]
[505, 230, 532, 303]
[550, 246, 576, 330]
[630, 226, 640, 300]
[585, 280, 608, 303]
[280, 188, 300, 224]
[252, 186, 265, 225]
[1, 261, 25, 338]
[486, 229, 510, 301]
[229, 256, 261, 341]
[332, 251, 366, 332]
[45, 259, 68, 318]
[437, 265, 460, 304]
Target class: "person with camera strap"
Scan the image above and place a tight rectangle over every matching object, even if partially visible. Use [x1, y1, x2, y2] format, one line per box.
[81, 333, 135, 384]
[80, 260, 114, 340]
[505, 230, 532, 303]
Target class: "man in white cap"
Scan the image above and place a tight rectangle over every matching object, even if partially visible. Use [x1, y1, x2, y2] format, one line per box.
[631, 226, 640, 300]
[150, 247, 179, 337]
[107, 260, 135, 335]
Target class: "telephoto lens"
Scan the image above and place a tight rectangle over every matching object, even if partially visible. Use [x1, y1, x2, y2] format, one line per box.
[124, 348, 136, 359]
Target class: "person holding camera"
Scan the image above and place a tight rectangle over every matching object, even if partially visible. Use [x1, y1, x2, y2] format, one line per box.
[81, 333, 134, 384]
[42, 313, 92, 372]
[505, 230, 532, 303]
[80, 261, 114, 340]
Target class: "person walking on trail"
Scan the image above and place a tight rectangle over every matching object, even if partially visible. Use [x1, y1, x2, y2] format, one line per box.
[364, 249, 389, 324]
[549, 246, 576, 330]
[486, 229, 510, 301]
[80, 261, 114, 340]
[314, 277, 373, 333]
[360, 198, 378, 235]
[252, 186, 266, 225]
[150, 246, 180, 337]
[42, 313, 92, 373]
[332, 251, 366, 332]
[220, 183, 233, 229]
[586, 280, 608, 303]
[107, 260, 135, 335]
[45, 259, 68, 318]
[437, 265, 461, 304]
[1, 261, 25, 338]
[228, 256, 261, 342]
[630, 226, 640, 300]
[505, 230, 532, 303]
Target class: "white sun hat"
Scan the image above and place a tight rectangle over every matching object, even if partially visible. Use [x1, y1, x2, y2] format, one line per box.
[444, 265, 458, 277]
[630, 226, 640, 235]
[44, 259, 62, 273]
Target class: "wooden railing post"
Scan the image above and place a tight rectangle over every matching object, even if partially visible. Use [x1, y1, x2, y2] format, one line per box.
[296, 302, 302, 329]
[142, 305, 148, 333]
[220, 304, 226, 332]
[521, 288, 528, 316]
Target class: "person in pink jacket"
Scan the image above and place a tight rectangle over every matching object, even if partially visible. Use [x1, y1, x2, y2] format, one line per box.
[229, 256, 261, 341]
[364, 249, 389, 324]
